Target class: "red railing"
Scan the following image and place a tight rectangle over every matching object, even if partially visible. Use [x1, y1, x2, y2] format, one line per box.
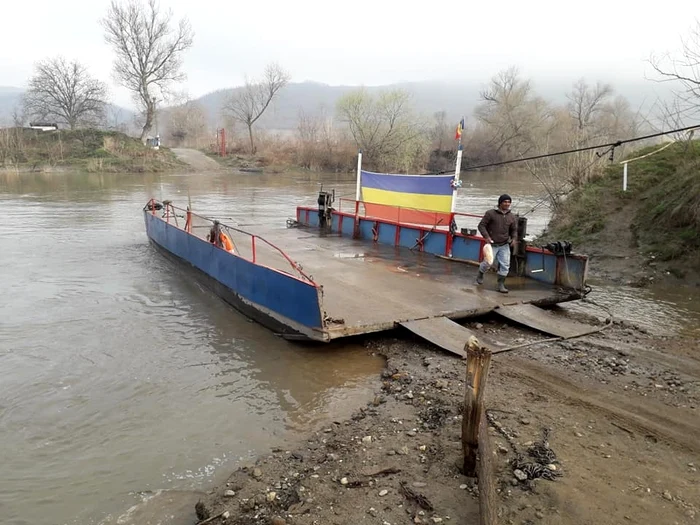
[149, 199, 318, 287]
[336, 198, 483, 229]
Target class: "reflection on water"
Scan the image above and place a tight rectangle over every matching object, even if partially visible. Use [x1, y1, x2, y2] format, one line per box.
[0, 171, 383, 525]
[562, 280, 700, 337]
[0, 167, 697, 525]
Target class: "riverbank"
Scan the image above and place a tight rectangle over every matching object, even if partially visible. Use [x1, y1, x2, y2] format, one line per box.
[540, 140, 700, 287]
[202, 148, 356, 175]
[0, 128, 185, 172]
[203, 151, 305, 175]
[191, 310, 699, 525]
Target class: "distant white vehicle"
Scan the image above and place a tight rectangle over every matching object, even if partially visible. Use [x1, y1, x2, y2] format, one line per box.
[28, 122, 58, 131]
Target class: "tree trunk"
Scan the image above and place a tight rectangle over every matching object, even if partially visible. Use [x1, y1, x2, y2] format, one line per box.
[247, 123, 255, 154]
[140, 101, 155, 142]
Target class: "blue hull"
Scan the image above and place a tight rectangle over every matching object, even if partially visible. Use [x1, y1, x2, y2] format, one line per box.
[144, 211, 327, 341]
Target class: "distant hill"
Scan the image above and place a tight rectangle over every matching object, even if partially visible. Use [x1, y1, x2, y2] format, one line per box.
[195, 80, 491, 130]
[0, 87, 24, 124]
[192, 77, 675, 132]
[2, 76, 676, 136]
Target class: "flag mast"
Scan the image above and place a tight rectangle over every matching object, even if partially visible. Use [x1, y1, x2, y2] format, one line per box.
[451, 117, 464, 214]
[355, 149, 363, 203]
[353, 149, 363, 238]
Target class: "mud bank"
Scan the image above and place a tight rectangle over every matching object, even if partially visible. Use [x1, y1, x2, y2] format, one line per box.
[193, 310, 699, 525]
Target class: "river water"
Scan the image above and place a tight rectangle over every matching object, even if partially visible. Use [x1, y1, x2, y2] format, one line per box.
[0, 168, 697, 525]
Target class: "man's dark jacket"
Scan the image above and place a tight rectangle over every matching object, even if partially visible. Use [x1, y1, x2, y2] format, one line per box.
[478, 208, 517, 245]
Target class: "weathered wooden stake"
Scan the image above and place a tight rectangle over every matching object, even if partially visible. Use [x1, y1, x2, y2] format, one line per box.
[478, 410, 497, 525]
[462, 337, 492, 477]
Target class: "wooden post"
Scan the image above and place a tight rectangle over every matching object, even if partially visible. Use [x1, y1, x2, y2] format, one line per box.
[478, 410, 497, 525]
[462, 337, 492, 476]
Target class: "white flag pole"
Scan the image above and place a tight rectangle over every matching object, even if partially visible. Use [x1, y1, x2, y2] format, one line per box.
[355, 150, 363, 203]
[447, 122, 464, 258]
[451, 142, 463, 214]
[353, 150, 363, 237]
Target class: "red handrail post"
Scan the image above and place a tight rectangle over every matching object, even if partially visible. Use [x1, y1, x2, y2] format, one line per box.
[164, 202, 319, 288]
[353, 199, 360, 239]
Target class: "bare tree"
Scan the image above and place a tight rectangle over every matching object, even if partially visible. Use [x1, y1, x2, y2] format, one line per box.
[336, 88, 429, 172]
[651, 97, 697, 150]
[23, 57, 108, 130]
[103, 105, 131, 133]
[11, 105, 26, 127]
[649, 19, 700, 119]
[296, 108, 321, 169]
[223, 63, 290, 154]
[430, 111, 452, 152]
[474, 67, 552, 161]
[567, 79, 613, 132]
[564, 80, 645, 186]
[524, 80, 642, 206]
[101, 0, 193, 141]
[560, 79, 614, 186]
[165, 98, 208, 147]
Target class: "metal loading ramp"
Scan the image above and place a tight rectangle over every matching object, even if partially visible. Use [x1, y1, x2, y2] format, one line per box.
[492, 303, 596, 338]
[399, 317, 486, 358]
[399, 305, 599, 358]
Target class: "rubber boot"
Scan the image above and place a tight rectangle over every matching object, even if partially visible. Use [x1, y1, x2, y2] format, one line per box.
[497, 276, 509, 294]
[476, 270, 484, 285]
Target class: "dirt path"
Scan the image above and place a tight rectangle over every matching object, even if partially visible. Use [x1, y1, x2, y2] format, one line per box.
[500, 356, 699, 453]
[171, 148, 222, 172]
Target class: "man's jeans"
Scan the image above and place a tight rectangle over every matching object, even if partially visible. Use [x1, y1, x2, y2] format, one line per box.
[479, 243, 511, 277]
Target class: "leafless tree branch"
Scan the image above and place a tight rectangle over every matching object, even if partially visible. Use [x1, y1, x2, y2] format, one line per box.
[101, 0, 193, 140]
[648, 19, 700, 121]
[22, 57, 108, 130]
[222, 63, 290, 154]
[165, 97, 208, 147]
[335, 88, 429, 172]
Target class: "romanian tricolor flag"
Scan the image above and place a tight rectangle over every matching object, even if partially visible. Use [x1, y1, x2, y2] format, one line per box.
[455, 118, 465, 141]
[360, 170, 454, 225]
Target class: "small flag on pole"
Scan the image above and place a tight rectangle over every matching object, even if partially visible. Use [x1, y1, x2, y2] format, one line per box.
[455, 118, 465, 140]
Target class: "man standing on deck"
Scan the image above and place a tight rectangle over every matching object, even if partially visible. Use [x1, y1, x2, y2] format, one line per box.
[476, 194, 517, 293]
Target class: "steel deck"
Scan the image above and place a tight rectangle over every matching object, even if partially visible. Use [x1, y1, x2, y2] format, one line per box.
[237, 225, 581, 340]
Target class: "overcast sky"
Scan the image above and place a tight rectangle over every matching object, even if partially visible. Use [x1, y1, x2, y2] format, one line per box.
[1, 0, 696, 108]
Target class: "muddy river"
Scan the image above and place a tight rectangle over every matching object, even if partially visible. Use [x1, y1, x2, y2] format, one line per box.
[0, 167, 697, 525]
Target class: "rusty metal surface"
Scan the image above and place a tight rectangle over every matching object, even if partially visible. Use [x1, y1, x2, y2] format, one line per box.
[493, 303, 595, 338]
[399, 317, 479, 357]
[251, 227, 579, 339]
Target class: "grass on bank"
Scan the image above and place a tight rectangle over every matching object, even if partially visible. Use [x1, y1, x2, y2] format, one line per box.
[0, 128, 185, 172]
[546, 140, 700, 265]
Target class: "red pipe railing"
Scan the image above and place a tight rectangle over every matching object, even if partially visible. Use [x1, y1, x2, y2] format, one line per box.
[335, 198, 484, 231]
[150, 200, 319, 287]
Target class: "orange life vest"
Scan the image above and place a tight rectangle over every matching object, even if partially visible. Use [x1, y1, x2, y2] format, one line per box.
[220, 232, 234, 253]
